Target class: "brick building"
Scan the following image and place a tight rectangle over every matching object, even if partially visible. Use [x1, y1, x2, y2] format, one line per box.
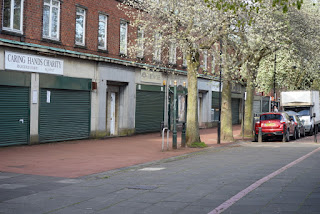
[0, 0, 244, 146]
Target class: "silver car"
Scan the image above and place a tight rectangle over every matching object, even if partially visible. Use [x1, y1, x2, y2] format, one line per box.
[287, 111, 306, 138]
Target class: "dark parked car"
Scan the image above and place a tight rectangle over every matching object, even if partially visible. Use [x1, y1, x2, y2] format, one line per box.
[254, 112, 295, 142]
[287, 113, 306, 138]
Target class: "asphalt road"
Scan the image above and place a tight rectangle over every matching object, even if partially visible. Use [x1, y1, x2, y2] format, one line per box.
[1, 135, 320, 214]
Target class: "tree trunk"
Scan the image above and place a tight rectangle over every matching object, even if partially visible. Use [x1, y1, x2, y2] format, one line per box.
[244, 76, 255, 137]
[186, 52, 201, 146]
[221, 75, 234, 142]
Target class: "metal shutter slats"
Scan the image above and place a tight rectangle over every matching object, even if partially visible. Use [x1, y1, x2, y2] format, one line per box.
[0, 86, 29, 146]
[39, 89, 90, 143]
[135, 90, 164, 133]
[231, 98, 240, 125]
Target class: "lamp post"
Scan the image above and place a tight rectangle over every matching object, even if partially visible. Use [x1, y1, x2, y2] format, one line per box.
[218, 39, 222, 144]
[172, 80, 177, 149]
[181, 82, 187, 147]
[273, 53, 277, 110]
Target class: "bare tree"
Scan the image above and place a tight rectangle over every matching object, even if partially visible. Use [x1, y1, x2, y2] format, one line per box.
[120, 0, 226, 145]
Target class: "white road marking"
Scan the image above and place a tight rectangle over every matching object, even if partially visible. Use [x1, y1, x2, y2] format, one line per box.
[56, 179, 82, 184]
[208, 146, 320, 214]
[138, 167, 165, 171]
[0, 184, 27, 189]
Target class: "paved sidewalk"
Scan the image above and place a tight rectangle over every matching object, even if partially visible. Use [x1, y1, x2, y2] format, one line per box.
[0, 125, 244, 178]
[1, 137, 320, 214]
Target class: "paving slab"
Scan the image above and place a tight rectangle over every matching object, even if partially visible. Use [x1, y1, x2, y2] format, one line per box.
[1, 128, 320, 214]
[0, 125, 242, 178]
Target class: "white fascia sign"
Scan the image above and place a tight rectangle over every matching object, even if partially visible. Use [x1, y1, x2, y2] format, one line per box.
[141, 69, 162, 84]
[5, 51, 64, 75]
[211, 81, 223, 92]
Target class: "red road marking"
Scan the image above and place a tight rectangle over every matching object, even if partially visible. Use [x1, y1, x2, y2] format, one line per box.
[208, 146, 320, 214]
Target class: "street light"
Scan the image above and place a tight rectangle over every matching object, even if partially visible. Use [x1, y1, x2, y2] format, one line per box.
[273, 53, 276, 107]
[181, 82, 187, 147]
[172, 80, 177, 149]
[218, 39, 222, 144]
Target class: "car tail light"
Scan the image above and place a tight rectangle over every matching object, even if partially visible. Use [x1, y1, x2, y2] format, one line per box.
[255, 121, 260, 131]
[255, 121, 260, 127]
[280, 122, 286, 129]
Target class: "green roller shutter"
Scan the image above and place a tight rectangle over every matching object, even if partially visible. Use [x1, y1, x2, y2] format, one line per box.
[39, 88, 90, 143]
[136, 89, 164, 133]
[212, 91, 221, 109]
[0, 86, 29, 146]
[212, 92, 221, 121]
[231, 98, 240, 125]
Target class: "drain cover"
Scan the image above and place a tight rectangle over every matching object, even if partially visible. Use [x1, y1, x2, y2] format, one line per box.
[127, 185, 158, 190]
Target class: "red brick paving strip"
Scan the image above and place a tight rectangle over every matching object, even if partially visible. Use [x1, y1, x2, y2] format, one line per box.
[0, 126, 242, 178]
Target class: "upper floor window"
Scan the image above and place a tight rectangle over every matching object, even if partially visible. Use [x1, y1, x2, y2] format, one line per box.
[212, 52, 215, 73]
[2, 0, 24, 33]
[182, 52, 187, 67]
[43, 0, 60, 40]
[203, 50, 208, 71]
[120, 20, 128, 55]
[169, 41, 176, 65]
[98, 14, 107, 50]
[75, 7, 86, 46]
[137, 26, 144, 58]
[153, 33, 162, 62]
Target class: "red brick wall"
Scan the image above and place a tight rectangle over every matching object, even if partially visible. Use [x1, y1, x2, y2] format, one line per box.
[0, 0, 134, 61]
[0, 0, 195, 72]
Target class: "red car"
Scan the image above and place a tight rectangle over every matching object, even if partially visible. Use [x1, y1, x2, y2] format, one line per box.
[254, 112, 296, 142]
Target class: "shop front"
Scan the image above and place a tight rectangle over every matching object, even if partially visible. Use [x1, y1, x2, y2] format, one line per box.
[1, 50, 93, 145]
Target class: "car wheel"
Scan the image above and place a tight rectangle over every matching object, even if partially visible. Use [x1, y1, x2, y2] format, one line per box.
[254, 134, 258, 142]
[293, 129, 297, 140]
[309, 126, 314, 136]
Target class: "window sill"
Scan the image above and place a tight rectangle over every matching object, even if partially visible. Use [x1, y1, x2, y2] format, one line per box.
[74, 44, 87, 49]
[153, 60, 162, 64]
[168, 63, 177, 68]
[97, 49, 108, 54]
[119, 53, 127, 57]
[41, 38, 62, 45]
[137, 57, 145, 61]
[1, 29, 24, 37]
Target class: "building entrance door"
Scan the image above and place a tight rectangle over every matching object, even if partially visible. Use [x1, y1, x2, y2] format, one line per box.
[110, 92, 116, 135]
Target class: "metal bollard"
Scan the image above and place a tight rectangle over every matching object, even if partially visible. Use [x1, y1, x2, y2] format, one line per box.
[181, 122, 186, 147]
[258, 127, 262, 142]
[314, 125, 317, 143]
[162, 128, 170, 151]
[282, 125, 286, 142]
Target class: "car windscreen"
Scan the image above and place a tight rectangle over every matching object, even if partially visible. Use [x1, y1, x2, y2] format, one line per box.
[284, 107, 310, 114]
[260, 114, 282, 121]
[298, 109, 310, 116]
